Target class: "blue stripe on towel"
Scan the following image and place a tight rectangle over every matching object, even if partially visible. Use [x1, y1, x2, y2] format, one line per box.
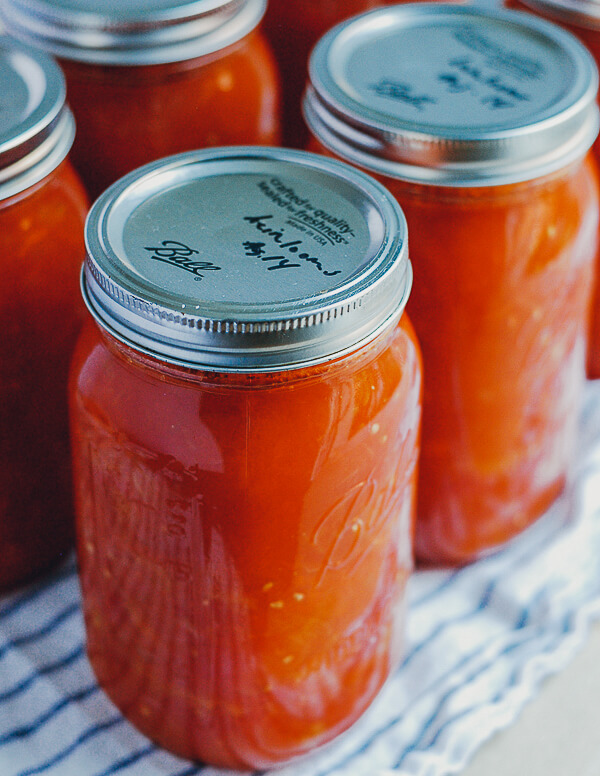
[0, 563, 77, 620]
[0, 602, 79, 660]
[93, 744, 157, 775]
[0, 644, 85, 703]
[0, 684, 100, 746]
[15, 716, 124, 776]
[396, 611, 574, 767]
[310, 581, 559, 776]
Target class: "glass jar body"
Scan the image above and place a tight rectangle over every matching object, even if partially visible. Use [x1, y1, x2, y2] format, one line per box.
[0, 160, 88, 590]
[68, 313, 422, 768]
[60, 30, 281, 199]
[309, 138, 598, 562]
[506, 0, 600, 378]
[401, 157, 598, 563]
[263, 0, 399, 147]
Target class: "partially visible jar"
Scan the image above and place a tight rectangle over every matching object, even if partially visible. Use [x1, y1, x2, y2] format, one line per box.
[1, 0, 281, 200]
[0, 36, 88, 591]
[304, 4, 600, 563]
[263, 0, 399, 148]
[504, 0, 600, 377]
[69, 147, 422, 767]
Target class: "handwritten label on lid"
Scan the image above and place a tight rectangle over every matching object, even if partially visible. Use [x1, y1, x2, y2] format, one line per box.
[330, 15, 577, 132]
[118, 171, 377, 306]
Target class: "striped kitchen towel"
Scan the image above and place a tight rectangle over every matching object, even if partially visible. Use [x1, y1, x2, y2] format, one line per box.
[2, 382, 600, 776]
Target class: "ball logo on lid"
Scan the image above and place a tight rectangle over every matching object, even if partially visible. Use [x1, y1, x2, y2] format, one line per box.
[144, 240, 222, 280]
[368, 80, 436, 112]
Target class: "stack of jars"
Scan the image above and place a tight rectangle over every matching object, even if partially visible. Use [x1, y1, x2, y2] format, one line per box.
[0, 0, 599, 770]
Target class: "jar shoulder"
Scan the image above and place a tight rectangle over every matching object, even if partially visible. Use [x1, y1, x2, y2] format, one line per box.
[70, 316, 422, 453]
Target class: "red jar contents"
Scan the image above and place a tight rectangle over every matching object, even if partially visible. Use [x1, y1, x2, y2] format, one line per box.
[375, 167, 597, 562]
[263, 0, 398, 147]
[0, 37, 88, 590]
[506, 0, 600, 377]
[305, 5, 600, 562]
[70, 147, 422, 767]
[2, 0, 281, 200]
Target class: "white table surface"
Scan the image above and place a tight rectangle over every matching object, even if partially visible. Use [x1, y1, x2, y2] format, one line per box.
[462, 621, 600, 776]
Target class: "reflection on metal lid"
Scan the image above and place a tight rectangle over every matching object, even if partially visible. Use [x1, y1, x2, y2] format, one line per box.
[0, 35, 74, 198]
[0, 0, 266, 64]
[83, 146, 412, 371]
[304, 4, 599, 185]
[515, 0, 600, 31]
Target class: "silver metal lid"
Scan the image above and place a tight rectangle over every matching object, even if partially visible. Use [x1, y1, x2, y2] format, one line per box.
[515, 0, 600, 31]
[0, 0, 266, 65]
[83, 146, 412, 372]
[304, 4, 600, 186]
[0, 34, 74, 199]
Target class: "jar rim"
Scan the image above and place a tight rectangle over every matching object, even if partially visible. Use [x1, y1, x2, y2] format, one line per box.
[0, 35, 75, 199]
[83, 146, 412, 372]
[0, 0, 266, 65]
[304, 3, 599, 186]
[515, 0, 600, 31]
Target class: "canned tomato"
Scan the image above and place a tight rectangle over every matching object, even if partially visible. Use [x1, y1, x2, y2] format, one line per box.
[1, 0, 281, 199]
[69, 147, 422, 768]
[304, 4, 600, 563]
[263, 0, 402, 148]
[505, 0, 600, 377]
[0, 36, 88, 590]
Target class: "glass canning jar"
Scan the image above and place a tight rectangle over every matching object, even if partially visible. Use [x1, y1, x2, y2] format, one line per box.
[505, 0, 600, 377]
[1, 0, 281, 200]
[263, 0, 399, 148]
[69, 147, 422, 768]
[304, 4, 600, 563]
[0, 35, 88, 590]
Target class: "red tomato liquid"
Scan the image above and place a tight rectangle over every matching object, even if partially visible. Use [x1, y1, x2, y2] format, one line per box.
[390, 160, 598, 562]
[60, 30, 281, 199]
[309, 139, 598, 562]
[507, 0, 600, 378]
[263, 0, 400, 147]
[0, 161, 88, 590]
[69, 314, 422, 767]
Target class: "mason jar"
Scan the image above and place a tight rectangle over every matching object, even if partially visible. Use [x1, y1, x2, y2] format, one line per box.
[1, 0, 281, 199]
[0, 35, 88, 590]
[69, 146, 422, 767]
[263, 0, 402, 148]
[505, 0, 600, 377]
[304, 4, 600, 563]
